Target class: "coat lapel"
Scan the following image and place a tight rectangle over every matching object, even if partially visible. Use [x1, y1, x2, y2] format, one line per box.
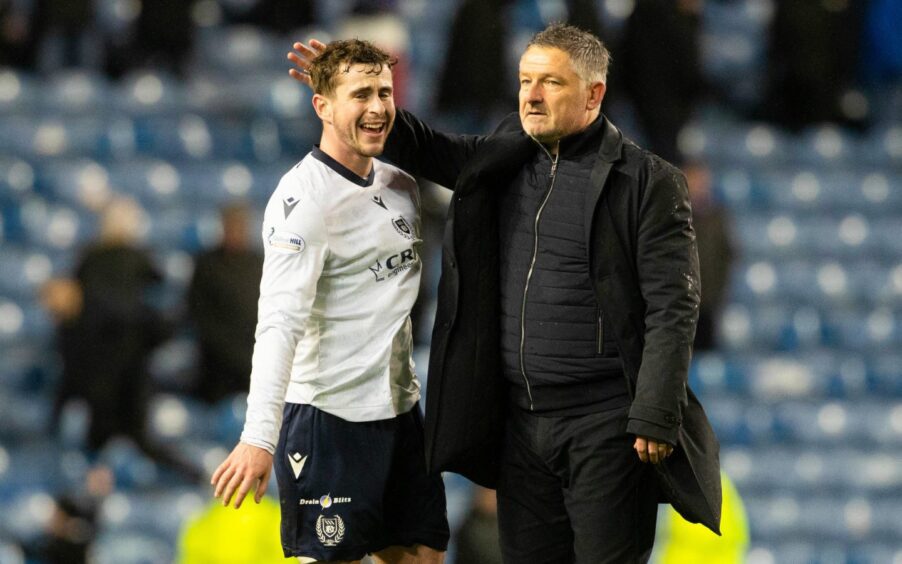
[584, 117, 624, 247]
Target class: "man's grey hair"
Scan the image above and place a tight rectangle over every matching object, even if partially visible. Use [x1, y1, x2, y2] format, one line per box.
[527, 23, 611, 84]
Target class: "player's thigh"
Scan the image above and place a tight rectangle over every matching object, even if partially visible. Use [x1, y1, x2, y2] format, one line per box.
[372, 544, 445, 564]
[380, 406, 450, 553]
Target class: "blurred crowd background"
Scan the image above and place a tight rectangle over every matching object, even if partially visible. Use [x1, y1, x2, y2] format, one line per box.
[0, 0, 900, 562]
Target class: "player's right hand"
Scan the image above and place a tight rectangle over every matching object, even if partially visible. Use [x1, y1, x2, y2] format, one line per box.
[287, 39, 327, 88]
[211, 442, 274, 509]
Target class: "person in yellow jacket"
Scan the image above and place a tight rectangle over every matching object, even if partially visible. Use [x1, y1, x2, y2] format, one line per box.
[177, 495, 291, 563]
[655, 472, 750, 563]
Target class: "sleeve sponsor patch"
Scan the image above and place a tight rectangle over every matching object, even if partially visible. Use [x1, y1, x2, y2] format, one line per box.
[267, 228, 306, 253]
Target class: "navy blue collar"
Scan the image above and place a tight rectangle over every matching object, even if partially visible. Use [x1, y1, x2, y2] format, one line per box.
[311, 146, 375, 187]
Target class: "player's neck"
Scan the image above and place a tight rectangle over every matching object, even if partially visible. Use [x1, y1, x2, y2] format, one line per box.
[318, 137, 373, 180]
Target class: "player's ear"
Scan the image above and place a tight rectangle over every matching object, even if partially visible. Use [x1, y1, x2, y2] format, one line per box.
[312, 93, 332, 123]
[586, 81, 606, 111]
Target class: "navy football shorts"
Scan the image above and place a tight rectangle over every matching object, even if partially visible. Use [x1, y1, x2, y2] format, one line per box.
[273, 403, 450, 561]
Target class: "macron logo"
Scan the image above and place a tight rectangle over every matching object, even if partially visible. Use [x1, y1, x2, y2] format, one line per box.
[289, 452, 308, 479]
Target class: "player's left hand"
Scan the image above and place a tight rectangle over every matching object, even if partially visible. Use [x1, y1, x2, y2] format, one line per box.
[287, 39, 327, 88]
[633, 436, 673, 465]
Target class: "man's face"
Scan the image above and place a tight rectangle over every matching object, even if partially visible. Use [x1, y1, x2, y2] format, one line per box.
[317, 62, 395, 162]
[518, 46, 600, 144]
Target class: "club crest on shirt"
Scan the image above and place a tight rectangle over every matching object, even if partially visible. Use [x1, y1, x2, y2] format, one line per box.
[316, 514, 345, 546]
[267, 227, 306, 253]
[392, 216, 414, 239]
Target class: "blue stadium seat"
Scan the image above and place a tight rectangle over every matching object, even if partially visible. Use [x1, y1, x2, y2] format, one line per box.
[214, 393, 247, 444]
[17, 199, 95, 252]
[96, 438, 163, 491]
[0, 68, 36, 116]
[194, 26, 286, 74]
[39, 71, 110, 116]
[0, 387, 53, 439]
[0, 489, 59, 546]
[37, 159, 113, 212]
[105, 158, 185, 209]
[0, 157, 36, 204]
[90, 530, 175, 564]
[0, 539, 24, 564]
[96, 488, 206, 541]
[869, 353, 902, 395]
[790, 125, 858, 166]
[112, 71, 186, 116]
[144, 207, 221, 252]
[146, 393, 215, 443]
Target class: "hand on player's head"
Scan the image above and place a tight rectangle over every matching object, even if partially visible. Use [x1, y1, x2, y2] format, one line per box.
[287, 39, 327, 89]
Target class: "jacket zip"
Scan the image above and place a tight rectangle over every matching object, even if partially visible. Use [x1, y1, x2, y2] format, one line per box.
[519, 145, 559, 411]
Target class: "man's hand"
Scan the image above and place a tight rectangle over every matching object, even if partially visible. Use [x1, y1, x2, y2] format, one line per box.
[211, 443, 274, 509]
[287, 39, 327, 88]
[633, 436, 673, 465]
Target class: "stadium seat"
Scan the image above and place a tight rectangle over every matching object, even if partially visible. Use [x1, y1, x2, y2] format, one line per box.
[0, 69, 35, 116]
[0, 157, 36, 203]
[146, 393, 215, 443]
[39, 71, 110, 116]
[97, 488, 206, 540]
[112, 71, 186, 116]
[89, 530, 175, 564]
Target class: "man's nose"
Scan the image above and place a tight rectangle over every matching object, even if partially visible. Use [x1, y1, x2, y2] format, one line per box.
[526, 83, 543, 103]
[366, 97, 385, 114]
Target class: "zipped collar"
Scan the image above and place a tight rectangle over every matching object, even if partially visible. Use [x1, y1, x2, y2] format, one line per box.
[533, 114, 607, 160]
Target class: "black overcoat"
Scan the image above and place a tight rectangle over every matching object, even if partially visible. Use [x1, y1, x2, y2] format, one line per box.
[383, 110, 722, 534]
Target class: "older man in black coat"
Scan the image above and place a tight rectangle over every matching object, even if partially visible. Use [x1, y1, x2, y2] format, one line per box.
[291, 23, 720, 564]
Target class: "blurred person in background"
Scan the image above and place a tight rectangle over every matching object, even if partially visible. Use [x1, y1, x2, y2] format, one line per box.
[290, 22, 720, 564]
[187, 202, 263, 404]
[435, 0, 514, 130]
[105, 0, 194, 78]
[212, 39, 449, 563]
[28, 0, 96, 69]
[0, 0, 33, 67]
[684, 161, 734, 351]
[44, 197, 200, 481]
[31, 466, 114, 564]
[617, 0, 704, 163]
[761, 0, 868, 129]
[223, 0, 317, 35]
[49, 196, 168, 453]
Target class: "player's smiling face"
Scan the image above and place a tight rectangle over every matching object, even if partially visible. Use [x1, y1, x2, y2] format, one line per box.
[315, 62, 395, 174]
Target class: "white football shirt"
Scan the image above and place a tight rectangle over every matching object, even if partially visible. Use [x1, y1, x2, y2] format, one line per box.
[240, 147, 423, 454]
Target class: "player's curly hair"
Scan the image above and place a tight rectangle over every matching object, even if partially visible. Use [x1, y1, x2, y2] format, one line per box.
[309, 39, 396, 97]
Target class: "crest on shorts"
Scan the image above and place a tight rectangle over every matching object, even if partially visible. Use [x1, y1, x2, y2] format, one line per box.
[316, 514, 345, 546]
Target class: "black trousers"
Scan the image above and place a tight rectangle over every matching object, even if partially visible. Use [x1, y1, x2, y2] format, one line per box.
[497, 406, 658, 564]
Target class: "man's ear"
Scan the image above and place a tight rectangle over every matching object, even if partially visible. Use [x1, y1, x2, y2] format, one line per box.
[312, 93, 332, 123]
[586, 82, 607, 111]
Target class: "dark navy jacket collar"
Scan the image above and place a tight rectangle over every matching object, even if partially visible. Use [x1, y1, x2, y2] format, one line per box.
[311, 146, 375, 187]
[556, 114, 606, 158]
